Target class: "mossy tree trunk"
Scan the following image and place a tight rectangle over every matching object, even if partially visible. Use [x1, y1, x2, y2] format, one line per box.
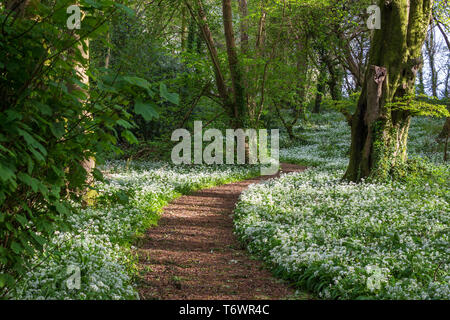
[314, 59, 327, 114]
[223, 0, 247, 129]
[344, 0, 433, 182]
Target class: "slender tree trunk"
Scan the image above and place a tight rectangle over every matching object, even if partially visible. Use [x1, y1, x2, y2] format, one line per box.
[185, 0, 246, 129]
[223, 0, 247, 128]
[437, 66, 449, 140]
[435, 19, 450, 139]
[70, 39, 95, 187]
[338, 32, 364, 89]
[4, 0, 30, 17]
[344, 0, 433, 182]
[417, 59, 425, 94]
[314, 61, 327, 114]
[324, 56, 343, 102]
[105, 30, 111, 69]
[256, 8, 266, 51]
[425, 23, 438, 97]
[238, 0, 249, 54]
[440, 117, 450, 140]
[185, 0, 233, 114]
[181, 6, 188, 51]
[238, 0, 250, 118]
[294, 33, 309, 120]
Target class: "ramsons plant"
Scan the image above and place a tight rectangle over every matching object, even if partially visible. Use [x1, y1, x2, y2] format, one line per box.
[234, 168, 449, 299]
[7, 161, 260, 299]
[236, 111, 449, 300]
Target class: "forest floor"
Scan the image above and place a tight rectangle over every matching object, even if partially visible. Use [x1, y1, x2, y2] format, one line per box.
[136, 163, 308, 300]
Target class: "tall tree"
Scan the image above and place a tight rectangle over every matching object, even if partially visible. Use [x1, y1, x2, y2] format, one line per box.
[223, 0, 247, 127]
[345, 0, 434, 182]
[434, 12, 450, 139]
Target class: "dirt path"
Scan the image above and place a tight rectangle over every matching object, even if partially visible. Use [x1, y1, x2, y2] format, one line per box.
[136, 163, 306, 300]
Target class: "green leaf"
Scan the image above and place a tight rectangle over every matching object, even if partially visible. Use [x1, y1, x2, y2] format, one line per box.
[17, 129, 47, 156]
[36, 102, 52, 116]
[17, 172, 38, 192]
[50, 122, 66, 139]
[160, 83, 179, 105]
[0, 273, 15, 288]
[0, 163, 15, 182]
[30, 232, 46, 246]
[92, 167, 104, 181]
[82, 0, 102, 9]
[14, 214, 28, 227]
[29, 148, 45, 162]
[116, 119, 133, 129]
[10, 241, 22, 254]
[114, 3, 135, 17]
[55, 202, 69, 215]
[134, 99, 159, 121]
[122, 76, 153, 96]
[121, 130, 138, 144]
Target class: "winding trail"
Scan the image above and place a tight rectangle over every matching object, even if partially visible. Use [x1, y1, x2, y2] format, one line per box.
[136, 163, 306, 300]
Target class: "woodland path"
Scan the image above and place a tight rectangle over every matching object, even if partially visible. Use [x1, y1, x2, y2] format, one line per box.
[136, 163, 306, 300]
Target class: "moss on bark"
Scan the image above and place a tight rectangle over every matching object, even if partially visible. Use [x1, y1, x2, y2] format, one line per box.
[344, 0, 433, 182]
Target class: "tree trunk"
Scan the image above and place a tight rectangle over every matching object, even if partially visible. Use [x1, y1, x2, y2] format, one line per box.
[417, 61, 425, 94]
[105, 29, 111, 69]
[314, 60, 327, 114]
[344, 0, 433, 182]
[238, 0, 249, 54]
[181, 6, 188, 51]
[185, 0, 247, 129]
[223, 0, 247, 128]
[186, 0, 229, 106]
[325, 57, 343, 102]
[255, 8, 266, 51]
[436, 20, 449, 139]
[4, 0, 31, 17]
[439, 117, 450, 140]
[425, 23, 438, 97]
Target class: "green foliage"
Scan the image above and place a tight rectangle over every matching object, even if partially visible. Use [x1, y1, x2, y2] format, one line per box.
[0, 0, 172, 295]
[238, 111, 449, 300]
[326, 92, 360, 114]
[235, 167, 449, 299]
[386, 94, 450, 118]
[392, 157, 450, 192]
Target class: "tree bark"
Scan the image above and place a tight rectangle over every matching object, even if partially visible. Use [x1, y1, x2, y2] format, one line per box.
[223, 0, 247, 127]
[435, 18, 449, 139]
[238, 0, 249, 54]
[425, 23, 438, 97]
[186, 0, 229, 106]
[314, 60, 327, 114]
[181, 6, 188, 51]
[4, 0, 31, 17]
[344, 0, 433, 182]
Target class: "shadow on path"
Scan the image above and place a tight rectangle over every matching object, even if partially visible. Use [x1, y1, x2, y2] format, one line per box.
[137, 163, 306, 300]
